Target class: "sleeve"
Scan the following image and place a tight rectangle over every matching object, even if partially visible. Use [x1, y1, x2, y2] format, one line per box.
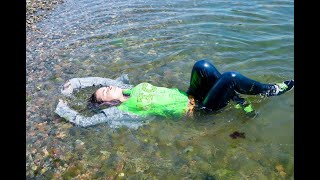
[61, 75, 133, 96]
[55, 100, 148, 128]
[54, 100, 109, 127]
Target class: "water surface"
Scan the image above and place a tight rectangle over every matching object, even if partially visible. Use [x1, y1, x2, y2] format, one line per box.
[26, 0, 294, 179]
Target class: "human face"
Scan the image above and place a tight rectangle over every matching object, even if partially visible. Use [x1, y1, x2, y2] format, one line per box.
[95, 86, 124, 102]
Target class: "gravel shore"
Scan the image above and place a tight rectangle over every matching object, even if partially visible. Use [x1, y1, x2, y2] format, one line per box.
[26, 0, 65, 31]
[26, 0, 68, 178]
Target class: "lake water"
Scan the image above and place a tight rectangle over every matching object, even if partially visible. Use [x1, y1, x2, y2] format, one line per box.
[26, 0, 294, 179]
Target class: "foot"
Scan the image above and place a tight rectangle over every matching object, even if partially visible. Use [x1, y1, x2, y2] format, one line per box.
[268, 80, 294, 96]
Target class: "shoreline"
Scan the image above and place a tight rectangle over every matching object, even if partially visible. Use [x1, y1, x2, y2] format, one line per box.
[26, 0, 65, 31]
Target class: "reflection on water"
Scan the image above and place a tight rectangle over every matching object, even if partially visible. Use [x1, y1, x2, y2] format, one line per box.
[26, 0, 294, 179]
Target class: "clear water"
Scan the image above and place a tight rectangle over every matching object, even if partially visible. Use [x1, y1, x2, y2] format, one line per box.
[26, 0, 294, 179]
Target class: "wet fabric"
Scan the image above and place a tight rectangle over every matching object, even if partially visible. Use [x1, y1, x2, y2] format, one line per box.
[187, 59, 274, 112]
[118, 82, 189, 118]
[54, 61, 276, 128]
[55, 75, 149, 128]
[55, 100, 145, 128]
[61, 75, 133, 97]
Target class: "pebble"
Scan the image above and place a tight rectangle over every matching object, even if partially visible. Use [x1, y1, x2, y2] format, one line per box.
[183, 146, 194, 153]
[27, 0, 66, 178]
[26, 0, 65, 30]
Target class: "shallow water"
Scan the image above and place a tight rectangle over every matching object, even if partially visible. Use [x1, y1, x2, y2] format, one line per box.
[26, 0, 294, 179]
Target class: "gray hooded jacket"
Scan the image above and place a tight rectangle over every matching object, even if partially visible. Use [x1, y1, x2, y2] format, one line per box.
[54, 75, 150, 128]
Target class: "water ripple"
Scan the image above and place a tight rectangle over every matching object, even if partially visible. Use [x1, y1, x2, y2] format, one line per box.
[27, 0, 294, 179]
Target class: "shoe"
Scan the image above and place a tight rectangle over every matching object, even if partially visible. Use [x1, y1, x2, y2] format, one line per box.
[269, 80, 294, 96]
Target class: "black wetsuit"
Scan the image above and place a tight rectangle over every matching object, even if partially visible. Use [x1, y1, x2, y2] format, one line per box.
[187, 60, 275, 111]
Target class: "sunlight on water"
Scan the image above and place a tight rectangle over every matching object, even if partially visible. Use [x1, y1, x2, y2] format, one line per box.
[26, 0, 293, 179]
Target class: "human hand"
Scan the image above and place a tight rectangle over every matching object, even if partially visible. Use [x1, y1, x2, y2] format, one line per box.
[61, 80, 74, 95]
[58, 99, 68, 106]
[63, 81, 71, 90]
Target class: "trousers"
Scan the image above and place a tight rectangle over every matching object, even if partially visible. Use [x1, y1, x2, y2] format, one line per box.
[187, 60, 273, 111]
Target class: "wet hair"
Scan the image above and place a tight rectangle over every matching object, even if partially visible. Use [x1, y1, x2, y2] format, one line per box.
[88, 92, 100, 104]
[87, 88, 122, 108]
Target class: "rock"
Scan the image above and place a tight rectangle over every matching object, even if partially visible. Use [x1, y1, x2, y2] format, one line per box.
[183, 146, 194, 153]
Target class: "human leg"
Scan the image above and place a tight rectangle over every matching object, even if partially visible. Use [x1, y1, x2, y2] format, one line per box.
[201, 71, 294, 111]
[186, 59, 222, 101]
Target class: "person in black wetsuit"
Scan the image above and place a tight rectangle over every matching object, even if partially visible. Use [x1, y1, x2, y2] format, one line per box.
[90, 59, 294, 116]
[55, 59, 294, 127]
[185, 59, 294, 112]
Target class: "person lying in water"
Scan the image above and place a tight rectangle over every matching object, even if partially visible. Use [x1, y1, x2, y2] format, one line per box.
[88, 59, 294, 118]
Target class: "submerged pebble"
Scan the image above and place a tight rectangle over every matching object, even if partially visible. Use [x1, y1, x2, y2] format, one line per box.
[229, 131, 246, 139]
[26, 0, 294, 179]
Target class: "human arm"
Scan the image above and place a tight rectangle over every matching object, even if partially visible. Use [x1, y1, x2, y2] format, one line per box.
[61, 75, 133, 96]
[55, 99, 146, 128]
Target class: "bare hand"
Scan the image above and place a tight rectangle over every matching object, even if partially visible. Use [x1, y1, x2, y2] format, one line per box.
[58, 99, 68, 105]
